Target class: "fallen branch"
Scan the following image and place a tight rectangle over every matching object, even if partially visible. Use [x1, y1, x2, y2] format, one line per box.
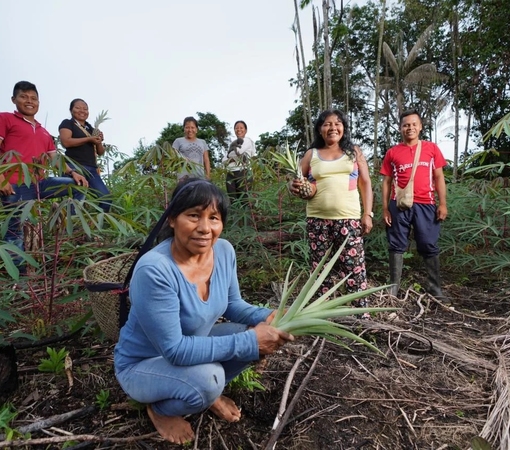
[0, 432, 158, 448]
[272, 337, 320, 432]
[193, 413, 204, 450]
[212, 419, 229, 450]
[0, 406, 96, 441]
[264, 338, 325, 450]
[410, 294, 427, 323]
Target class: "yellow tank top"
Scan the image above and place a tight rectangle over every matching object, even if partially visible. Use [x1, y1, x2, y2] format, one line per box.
[306, 148, 361, 220]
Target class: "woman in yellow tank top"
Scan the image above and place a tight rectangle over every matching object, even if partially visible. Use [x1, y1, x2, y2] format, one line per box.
[290, 110, 373, 312]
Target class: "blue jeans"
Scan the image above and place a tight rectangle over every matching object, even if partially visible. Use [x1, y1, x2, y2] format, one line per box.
[114, 323, 252, 417]
[386, 200, 440, 257]
[1, 176, 85, 254]
[72, 164, 112, 213]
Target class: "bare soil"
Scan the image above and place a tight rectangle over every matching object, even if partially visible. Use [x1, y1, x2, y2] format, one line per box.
[2, 268, 509, 450]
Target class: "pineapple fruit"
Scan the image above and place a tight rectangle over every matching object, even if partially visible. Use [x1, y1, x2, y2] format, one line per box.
[92, 110, 110, 137]
[271, 143, 313, 199]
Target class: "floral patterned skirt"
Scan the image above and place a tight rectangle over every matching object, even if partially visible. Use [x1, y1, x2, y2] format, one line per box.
[306, 217, 368, 307]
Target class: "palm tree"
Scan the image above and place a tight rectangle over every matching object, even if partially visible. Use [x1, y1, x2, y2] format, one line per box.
[300, 0, 333, 110]
[293, 0, 314, 147]
[373, 0, 386, 170]
[380, 24, 445, 116]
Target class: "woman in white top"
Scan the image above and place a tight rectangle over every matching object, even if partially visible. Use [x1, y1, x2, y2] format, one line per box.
[222, 120, 256, 202]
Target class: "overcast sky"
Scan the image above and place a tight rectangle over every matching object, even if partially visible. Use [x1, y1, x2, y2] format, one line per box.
[1, 0, 319, 158]
[1, 0, 459, 160]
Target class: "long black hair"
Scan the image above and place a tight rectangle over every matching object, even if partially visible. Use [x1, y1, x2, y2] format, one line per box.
[309, 109, 356, 160]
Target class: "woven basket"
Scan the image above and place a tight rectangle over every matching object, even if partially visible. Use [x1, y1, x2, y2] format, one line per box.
[83, 252, 137, 341]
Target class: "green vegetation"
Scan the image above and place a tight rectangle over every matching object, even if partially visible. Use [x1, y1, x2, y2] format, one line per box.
[229, 367, 266, 393]
[0, 144, 509, 345]
[0, 403, 26, 441]
[271, 242, 396, 351]
[95, 389, 111, 411]
[38, 347, 68, 374]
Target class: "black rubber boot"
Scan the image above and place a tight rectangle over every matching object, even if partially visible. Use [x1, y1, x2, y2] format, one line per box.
[388, 252, 404, 297]
[423, 255, 449, 302]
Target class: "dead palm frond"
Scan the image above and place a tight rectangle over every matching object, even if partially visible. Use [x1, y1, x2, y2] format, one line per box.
[479, 339, 510, 449]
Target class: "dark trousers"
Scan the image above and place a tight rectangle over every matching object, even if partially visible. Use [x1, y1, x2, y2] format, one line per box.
[71, 164, 112, 213]
[225, 170, 252, 203]
[1, 177, 85, 262]
[386, 200, 441, 258]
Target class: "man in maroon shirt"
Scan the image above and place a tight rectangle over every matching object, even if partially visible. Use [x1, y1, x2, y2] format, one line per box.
[0, 81, 88, 270]
[380, 109, 448, 301]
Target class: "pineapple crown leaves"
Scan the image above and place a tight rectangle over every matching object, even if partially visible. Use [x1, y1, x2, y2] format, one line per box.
[273, 239, 349, 327]
[271, 236, 398, 353]
[275, 317, 380, 353]
[270, 142, 302, 176]
[93, 110, 110, 129]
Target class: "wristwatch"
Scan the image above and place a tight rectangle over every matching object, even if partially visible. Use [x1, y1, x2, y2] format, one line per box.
[364, 211, 374, 218]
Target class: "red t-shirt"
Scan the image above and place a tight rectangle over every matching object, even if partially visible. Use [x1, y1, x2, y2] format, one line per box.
[380, 140, 447, 204]
[0, 111, 56, 184]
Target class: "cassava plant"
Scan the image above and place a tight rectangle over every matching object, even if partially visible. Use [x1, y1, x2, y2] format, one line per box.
[271, 238, 396, 353]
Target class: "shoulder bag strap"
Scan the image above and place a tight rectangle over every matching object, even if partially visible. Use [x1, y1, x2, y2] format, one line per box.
[394, 140, 422, 189]
[74, 120, 98, 159]
[408, 140, 422, 183]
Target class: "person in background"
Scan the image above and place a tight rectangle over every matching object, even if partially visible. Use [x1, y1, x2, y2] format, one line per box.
[222, 120, 257, 202]
[59, 98, 111, 212]
[380, 109, 448, 300]
[172, 116, 211, 181]
[114, 178, 293, 445]
[0, 81, 88, 269]
[290, 109, 373, 310]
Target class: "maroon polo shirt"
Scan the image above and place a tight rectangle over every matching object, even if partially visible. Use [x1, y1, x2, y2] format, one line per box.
[0, 111, 56, 184]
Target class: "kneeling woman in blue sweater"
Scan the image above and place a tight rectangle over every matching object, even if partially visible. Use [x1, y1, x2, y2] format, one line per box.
[114, 179, 293, 445]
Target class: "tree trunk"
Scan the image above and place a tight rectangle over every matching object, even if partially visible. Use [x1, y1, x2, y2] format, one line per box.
[312, 6, 324, 111]
[294, 0, 314, 147]
[322, 0, 332, 109]
[373, 0, 386, 170]
[452, 5, 460, 181]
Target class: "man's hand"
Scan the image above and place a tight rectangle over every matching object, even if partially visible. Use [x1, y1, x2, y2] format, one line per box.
[383, 208, 392, 227]
[0, 175, 15, 196]
[71, 171, 89, 187]
[436, 204, 448, 221]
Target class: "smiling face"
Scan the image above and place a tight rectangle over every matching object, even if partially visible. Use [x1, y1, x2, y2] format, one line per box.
[400, 113, 422, 145]
[184, 120, 198, 140]
[320, 114, 344, 145]
[234, 122, 247, 139]
[70, 100, 89, 124]
[12, 90, 39, 119]
[169, 204, 223, 256]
